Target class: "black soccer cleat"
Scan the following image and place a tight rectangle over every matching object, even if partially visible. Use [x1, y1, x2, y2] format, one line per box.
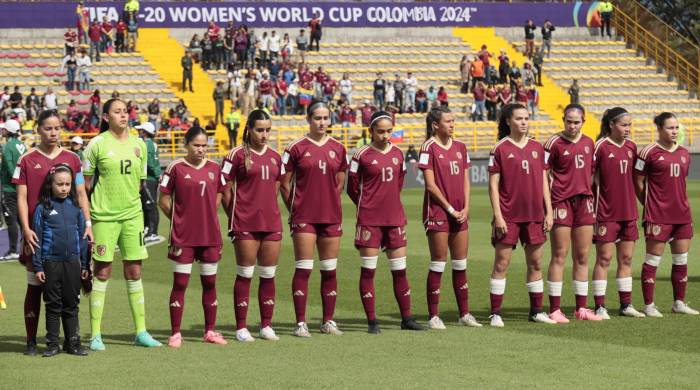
[42, 343, 60, 357]
[64, 336, 89, 356]
[24, 340, 38, 356]
[367, 319, 381, 334]
[400, 316, 426, 331]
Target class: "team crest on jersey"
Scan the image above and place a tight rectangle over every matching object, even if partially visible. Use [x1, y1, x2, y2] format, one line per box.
[598, 225, 607, 237]
[208, 172, 215, 180]
[95, 245, 107, 257]
[134, 148, 141, 158]
[627, 151, 633, 159]
[271, 157, 277, 165]
[362, 229, 371, 241]
[652, 225, 661, 236]
[329, 150, 336, 159]
[584, 146, 590, 154]
[557, 208, 567, 220]
[532, 151, 538, 159]
[681, 156, 687, 164]
[392, 157, 399, 165]
[438, 154, 444, 159]
[169, 246, 183, 257]
[456, 152, 462, 160]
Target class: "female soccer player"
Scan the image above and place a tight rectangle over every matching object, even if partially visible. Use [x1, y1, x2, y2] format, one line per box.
[544, 104, 601, 322]
[85, 98, 161, 350]
[419, 106, 481, 330]
[488, 103, 555, 327]
[591, 107, 645, 318]
[15, 110, 90, 355]
[221, 110, 283, 342]
[280, 99, 347, 337]
[634, 112, 698, 317]
[347, 111, 424, 333]
[160, 126, 227, 348]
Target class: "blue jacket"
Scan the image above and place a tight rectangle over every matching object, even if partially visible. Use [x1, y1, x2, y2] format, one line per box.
[32, 197, 89, 273]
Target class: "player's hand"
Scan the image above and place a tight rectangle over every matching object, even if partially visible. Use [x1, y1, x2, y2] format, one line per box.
[543, 213, 554, 233]
[456, 208, 468, 224]
[23, 229, 38, 253]
[35, 272, 45, 283]
[494, 215, 508, 237]
[84, 226, 94, 243]
[81, 270, 90, 279]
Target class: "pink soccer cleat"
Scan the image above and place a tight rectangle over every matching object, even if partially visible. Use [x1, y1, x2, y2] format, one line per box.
[203, 330, 228, 345]
[168, 332, 183, 348]
[548, 309, 570, 324]
[574, 308, 603, 321]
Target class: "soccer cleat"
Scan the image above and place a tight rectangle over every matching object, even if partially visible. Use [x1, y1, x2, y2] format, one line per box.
[134, 331, 162, 347]
[203, 330, 228, 345]
[574, 308, 603, 321]
[293, 322, 311, 338]
[458, 313, 483, 328]
[320, 320, 343, 335]
[1, 251, 19, 260]
[529, 312, 557, 324]
[644, 304, 663, 318]
[672, 301, 700, 315]
[235, 328, 255, 342]
[595, 306, 611, 320]
[427, 316, 446, 330]
[259, 326, 280, 341]
[489, 314, 505, 328]
[42, 343, 60, 357]
[367, 319, 381, 334]
[401, 316, 426, 331]
[168, 333, 183, 348]
[548, 309, 571, 324]
[89, 335, 106, 351]
[24, 341, 38, 356]
[619, 304, 645, 318]
[63, 336, 88, 356]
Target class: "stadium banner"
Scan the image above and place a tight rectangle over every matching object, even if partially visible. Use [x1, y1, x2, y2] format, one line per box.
[404, 160, 490, 188]
[1, 2, 601, 29]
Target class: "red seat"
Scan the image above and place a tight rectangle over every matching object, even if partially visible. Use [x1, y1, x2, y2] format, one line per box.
[69, 90, 81, 96]
[55, 71, 66, 77]
[7, 53, 18, 59]
[80, 89, 91, 95]
[36, 62, 48, 68]
[18, 53, 29, 59]
[77, 99, 89, 105]
[43, 71, 55, 76]
[0, 53, 7, 58]
[25, 63, 36, 68]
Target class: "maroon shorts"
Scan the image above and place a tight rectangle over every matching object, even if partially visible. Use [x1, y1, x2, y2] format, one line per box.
[290, 223, 343, 237]
[231, 231, 283, 242]
[354, 225, 407, 250]
[424, 219, 468, 234]
[594, 221, 639, 243]
[492, 221, 546, 248]
[168, 245, 222, 263]
[644, 222, 694, 242]
[553, 195, 595, 227]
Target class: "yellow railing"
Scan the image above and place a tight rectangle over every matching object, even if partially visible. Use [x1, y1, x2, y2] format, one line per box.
[612, 1, 700, 99]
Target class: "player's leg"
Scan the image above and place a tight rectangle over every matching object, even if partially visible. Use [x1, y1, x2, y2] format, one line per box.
[571, 224, 600, 320]
[199, 247, 226, 344]
[385, 243, 424, 331]
[592, 240, 615, 318]
[615, 240, 644, 317]
[291, 230, 317, 337]
[489, 243, 512, 327]
[359, 244, 380, 333]
[89, 220, 121, 351]
[448, 229, 480, 327]
[257, 235, 282, 340]
[641, 238, 666, 317]
[669, 237, 697, 315]
[426, 230, 449, 329]
[525, 242, 556, 324]
[233, 238, 259, 342]
[167, 247, 193, 348]
[546, 225, 571, 321]
[23, 258, 43, 355]
[318, 230, 342, 335]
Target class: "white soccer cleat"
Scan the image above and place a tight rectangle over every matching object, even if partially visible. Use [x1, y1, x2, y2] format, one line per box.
[619, 304, 645, 318]
[428, 316, 446, 330]
[293, 322, 311, 338]
[235, 328, 255, 342]
[530, 312, 557, 324]
[644, 304, 664, 318]
[672, 301, 700, 315]
[320, 320, 343, 335]
[458, 313, 483, 327]
[489, 314, 505, 328]
[259, 326, 280, 341]
[595, 306, 611, 320]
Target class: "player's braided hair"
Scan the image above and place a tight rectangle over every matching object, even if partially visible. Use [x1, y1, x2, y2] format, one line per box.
[425, 106, 451, 140]
[653, 112, 677, 129]
[597, 106, 629, 141]
[243, 109, 272, 171]
[497, 103, 528, 140]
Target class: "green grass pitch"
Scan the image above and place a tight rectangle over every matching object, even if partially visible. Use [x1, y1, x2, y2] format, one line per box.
[1, 184, 699, 389]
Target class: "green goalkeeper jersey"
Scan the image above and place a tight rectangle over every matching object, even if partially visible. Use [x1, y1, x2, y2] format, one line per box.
[84, 131, 147, 221]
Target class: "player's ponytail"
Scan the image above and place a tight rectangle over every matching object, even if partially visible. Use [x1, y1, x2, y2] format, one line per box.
[425, 106, 450, 140]
[653, 112, 676, 129]
[598, 106, 628, 140]
[497, 103, 527, 140]
[244, 109, 272, 171]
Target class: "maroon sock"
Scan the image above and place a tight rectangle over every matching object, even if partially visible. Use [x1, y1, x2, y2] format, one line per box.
[201, 274, 217, 332]
[359, 267, 376, 321]
[641, 263, 657, 305]
[320, 269, 337, 322]
[292, 268, 312, 323]
[426, 270, 443, 317]
[452, 269, 469, 317]
[391, 269, 412, 318]
[594, 295, 606, 308]
[548, 295, 561, 313]
[233, 275, 251, 330]
[169, 272, 190, 335]
[671, 264, 688, 302]
[618, 291, 632, 306]
[529, 292, 543, 313]
[490, 294, 504, 315]
[575, 295, 588, 310]
[24, 284, 43, 342]
[258, 277, 276, 328]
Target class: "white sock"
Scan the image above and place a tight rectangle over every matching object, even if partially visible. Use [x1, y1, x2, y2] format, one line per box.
[616, 277, 632, 292]
[592, 280, 607, 296]
[526, 279, 544, 293]
[573, 280, 588, 296]
[547, 280, 562, 296]
[490, 278, 506, 295]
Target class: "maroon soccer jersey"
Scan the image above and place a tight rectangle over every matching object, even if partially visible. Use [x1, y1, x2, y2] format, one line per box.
[160, 159, 225, 247]
[13, 149, 82, 225]
[221, 145, 283, 233]
[544, 133, 594, 203]
[593, 137, 638, 222]
[347, 144, 407, 226]
[488, 137, 546, 222]
[418, 137, 471, 223]
[283, 136, 348, 224]
[635, 143, 692, 224]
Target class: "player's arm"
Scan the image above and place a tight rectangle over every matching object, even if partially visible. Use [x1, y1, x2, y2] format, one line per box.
[423, 169, 459, 219]
[221, 181, 233, 212]
[346, 159, 360, 205]
[335, 171, 346, 195]
[280, 149, 294, 211]
[75, 182, 93, 242]
[542, 170, 554, 232]
[159, 191, 172, 220]
[633, 174, 646, 204]
[17, 183, 38, 249]
[461, 167, 470, 223]
[488, 172, 507, 236]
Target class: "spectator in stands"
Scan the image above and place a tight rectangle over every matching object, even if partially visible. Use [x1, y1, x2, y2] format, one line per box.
[522, 61, 535, 87]
[12, 102, 27, 124]
[338, 100, 355, 128]
[308, 13, 322, 52]
[339, 72, 353, 104]
[25, 88, 40, 110]
[527, 86, 538, 119]
[508, 60, 521, 90]
[188, 34, 202, 61]
[127, 12, 138, 52]
[485, 84, 498, 121]
[386, 82, 395, 109]
[268, 30, 281, 63]
[498, 49, 510, 84]
[258, 72, 274, 111]
[568, 79, 580, 104]
[360, 100, 376, 127]
[223, 23, 234, 67]
[246, 28, 257, 69]
[100, 15, 114, 53]
[515, 83, 528, 107]
[275, 74, 288, 115]
[207, 21, 220, 42]
[174, 99, 187, 123]
[415, 88, 428, 113]
[234, 28, 248, 67]
[70, 136, 84, 162]
[427, 85, 438, 109]
[459, 55, 471, 94]
[405, 145, 419, 163]
[123, 0, 140, 22]
[296, 29, 308, 63]
[314, 66, 327, 99]
[214, 33, 225, 70]
[225, 105, 241, 148]
[148, 98, 161, 131]
[89, 20, 101, 62]
[201, 35, 212, 70]
[258, 32, 269, 68]
[472, 81, 486, 122]
[64, 27, 78, 56]
[524, 19, 536, 59]
[60, 52, 78, 91]
[393, 74, 406, 113]
[179, 52, 194, 93]
[9, 87, 22, 109]
[0, 86, 9, 105]
[111, 91, 120, 99]
[241, 70, 257, 115]
[532, 47, 544, 86]
[322, 75, 337, 103]
[76, 1, 89, 44]
[469, 56, 485, 90]
[405, 72, 418, 113]
[228, 70, 242, 107]
[115, 18, 127, 53]
[287, 79, 299, 114]
[541, 20, 555, 58]
[478, 45, 493, 68]
[213, 81, 226, 125]
[269, 59, 281, 82]
[373, 72, 386, 108]
[599, 1, 613, 38]
[77, 49, 92, 91]
[281, 33, 292, 62]
[437, 86, 448, 108]
[42, 87, 57, 110]
[127, 101, 138, 127]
